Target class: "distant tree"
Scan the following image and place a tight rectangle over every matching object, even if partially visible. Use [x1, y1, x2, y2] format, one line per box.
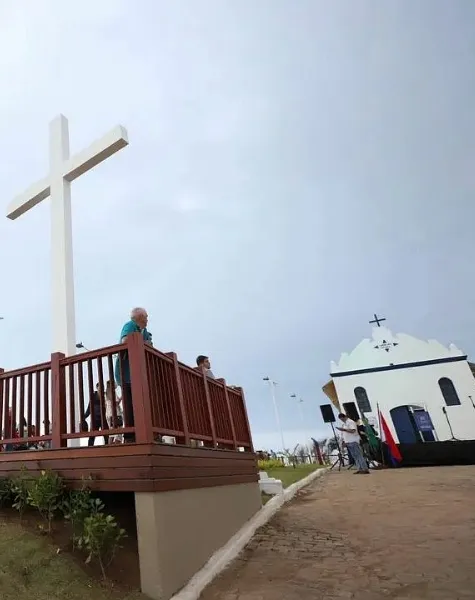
[297, 446, 308, 463]
[282, 445, 300, 468]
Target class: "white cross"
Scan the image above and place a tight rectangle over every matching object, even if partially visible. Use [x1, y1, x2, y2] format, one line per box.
[6, 114, 128, 357]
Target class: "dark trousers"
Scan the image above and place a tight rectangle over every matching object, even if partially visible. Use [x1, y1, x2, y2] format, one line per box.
[122, 383, 135, 442]
[88, 418, 109, 447]
[346, 442, 368, 472]
[346, 446, 355, 466]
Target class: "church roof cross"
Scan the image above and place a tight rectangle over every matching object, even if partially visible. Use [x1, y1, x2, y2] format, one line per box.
[369, 313, 386, 327]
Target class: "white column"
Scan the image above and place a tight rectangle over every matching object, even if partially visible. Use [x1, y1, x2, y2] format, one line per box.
[49, 115, 77, 357]
[49, 115, 79, 446]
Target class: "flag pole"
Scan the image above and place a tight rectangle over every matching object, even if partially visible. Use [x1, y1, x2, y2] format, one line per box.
[377, 403, 385, 467]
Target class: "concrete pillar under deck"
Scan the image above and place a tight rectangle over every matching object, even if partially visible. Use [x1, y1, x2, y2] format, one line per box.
[135, 482, 262, 600]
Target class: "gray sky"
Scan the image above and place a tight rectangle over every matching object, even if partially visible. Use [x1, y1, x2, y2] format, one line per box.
[0, 1, 474, 450]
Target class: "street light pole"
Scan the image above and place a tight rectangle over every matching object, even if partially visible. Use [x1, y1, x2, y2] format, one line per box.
[292, 393, 313, 460]
[263, 377, 285, 451]
[76, 342, 90, 352]
[291, 393, 305, 425]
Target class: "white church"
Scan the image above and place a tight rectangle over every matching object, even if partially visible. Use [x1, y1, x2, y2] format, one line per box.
[323, 316, 475, 444]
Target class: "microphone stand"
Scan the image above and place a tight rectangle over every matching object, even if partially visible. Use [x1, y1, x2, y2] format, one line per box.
[442, 406, 459, 441]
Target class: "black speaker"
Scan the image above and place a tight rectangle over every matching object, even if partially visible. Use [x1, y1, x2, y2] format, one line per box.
[320, 404, 335, 423]
[343, 402, 360, 422]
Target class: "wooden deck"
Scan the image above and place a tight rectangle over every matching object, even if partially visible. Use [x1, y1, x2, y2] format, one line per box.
[0, 443, 258, 492]
[0, 334, 256, 492]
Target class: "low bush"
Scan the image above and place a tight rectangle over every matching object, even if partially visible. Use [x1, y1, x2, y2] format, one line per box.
[11, 468, 32, 520]
[257, 458, 284, 471]
[62, 480, 95, 549]
[0, 468, 127, 580]
[0, 478, 13, 507]
[78, 499, 127, 580]
[28, 470, 64, 533]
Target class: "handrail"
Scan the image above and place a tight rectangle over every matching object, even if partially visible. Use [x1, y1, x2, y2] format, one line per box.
[0, 361, 51, 379]
[0, 334, 253, 452]
[144, 344, 174, 364]
[60, 342, 126, 365]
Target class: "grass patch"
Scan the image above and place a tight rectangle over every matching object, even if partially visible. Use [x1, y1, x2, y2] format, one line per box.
[0, 522, 143, 600]
[267, 464, 321, 488]
[260, 464, 323, 504]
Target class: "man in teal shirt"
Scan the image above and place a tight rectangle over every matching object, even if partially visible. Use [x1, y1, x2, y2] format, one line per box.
[115, 307, 153, 442]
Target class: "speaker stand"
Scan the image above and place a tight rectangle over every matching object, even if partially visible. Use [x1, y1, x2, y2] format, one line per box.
[329, 422, 345, 471]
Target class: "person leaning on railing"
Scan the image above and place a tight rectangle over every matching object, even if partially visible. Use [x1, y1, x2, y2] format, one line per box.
[114, 307, 153, 443]
[195, 355, 215, 379]
[84, 383, 109, 447]
[105, 379, 124, 444]
[3, 410, 28, 452]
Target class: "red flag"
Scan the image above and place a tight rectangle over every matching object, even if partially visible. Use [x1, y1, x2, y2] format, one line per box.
[379, 409, 402, 464]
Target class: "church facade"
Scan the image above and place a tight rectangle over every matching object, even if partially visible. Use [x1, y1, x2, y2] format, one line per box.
[324, 322, 475, 443]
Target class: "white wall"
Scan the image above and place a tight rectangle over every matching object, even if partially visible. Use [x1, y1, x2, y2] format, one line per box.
[333, 360, 475, 442]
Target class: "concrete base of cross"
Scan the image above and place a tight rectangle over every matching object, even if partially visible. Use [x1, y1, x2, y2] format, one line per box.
[258, 471, 283, 495]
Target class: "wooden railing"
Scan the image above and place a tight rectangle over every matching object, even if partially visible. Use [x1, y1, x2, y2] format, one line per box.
[0, 334, 253, 452]
[0, 362, 52, 448]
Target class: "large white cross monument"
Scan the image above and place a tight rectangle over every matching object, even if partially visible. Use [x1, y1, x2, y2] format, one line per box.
[6, 114, 128, 357]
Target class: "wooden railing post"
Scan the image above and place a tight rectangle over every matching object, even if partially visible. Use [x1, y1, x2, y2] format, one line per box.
[128, 333, 154, 444]
[236, 386, 254, 452]
[51, 353, 66, 449]
[0, 369, 4, 440]
[166, 352, 190, 445]
[218, 378, 237, 450]
[201, 371, 217, 447]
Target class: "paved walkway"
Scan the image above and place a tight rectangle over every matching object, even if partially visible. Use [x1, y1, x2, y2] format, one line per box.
[200, 466, 475, 600]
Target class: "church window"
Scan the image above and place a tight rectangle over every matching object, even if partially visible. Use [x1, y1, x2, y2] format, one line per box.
[354, 387, 372, 413]
[438, 377, 461, 406]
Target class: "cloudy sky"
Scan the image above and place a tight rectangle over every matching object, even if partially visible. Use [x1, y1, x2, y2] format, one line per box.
[0, 1, 474, 450]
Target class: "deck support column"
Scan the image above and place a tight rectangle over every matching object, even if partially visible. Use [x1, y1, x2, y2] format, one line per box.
[134, 482, 261, 599]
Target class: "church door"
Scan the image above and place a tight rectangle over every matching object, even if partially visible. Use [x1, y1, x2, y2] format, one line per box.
[390, 406, 420, 444]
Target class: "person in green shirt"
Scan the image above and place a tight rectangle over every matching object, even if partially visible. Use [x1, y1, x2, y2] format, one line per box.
[115, 307, 153, 443]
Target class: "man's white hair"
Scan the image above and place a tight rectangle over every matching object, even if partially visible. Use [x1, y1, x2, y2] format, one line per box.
[131, 307, 147, 319]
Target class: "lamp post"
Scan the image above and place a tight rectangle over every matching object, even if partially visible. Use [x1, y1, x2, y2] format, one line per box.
[290, 393, 305, 425]
[291, 393, 313, 460]
[76, 342, 90, 352]
[263, 377, 285, 451]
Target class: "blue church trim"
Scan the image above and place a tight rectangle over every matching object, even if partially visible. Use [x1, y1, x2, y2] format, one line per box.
[331, 355, 468, 378]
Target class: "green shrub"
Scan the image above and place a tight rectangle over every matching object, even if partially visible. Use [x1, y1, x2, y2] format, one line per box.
[258, 458, 284, 471]
[62, 482, 98, 549]
[27, 470, 64, 533]
[0, 478, 13, 507]
[77, 499, 126, 580]
[11, 468, 33, 520]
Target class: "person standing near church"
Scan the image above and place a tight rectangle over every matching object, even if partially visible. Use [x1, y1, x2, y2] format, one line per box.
[115, 307, 153, 443]
[336, 413, 370, 474]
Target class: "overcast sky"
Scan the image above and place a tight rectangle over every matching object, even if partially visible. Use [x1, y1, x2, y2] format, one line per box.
[0, 1, 474, 450]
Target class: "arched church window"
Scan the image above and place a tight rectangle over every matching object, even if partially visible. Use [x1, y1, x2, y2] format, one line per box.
[438, 377, 461, 406]
[354, 387, 371, 414]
